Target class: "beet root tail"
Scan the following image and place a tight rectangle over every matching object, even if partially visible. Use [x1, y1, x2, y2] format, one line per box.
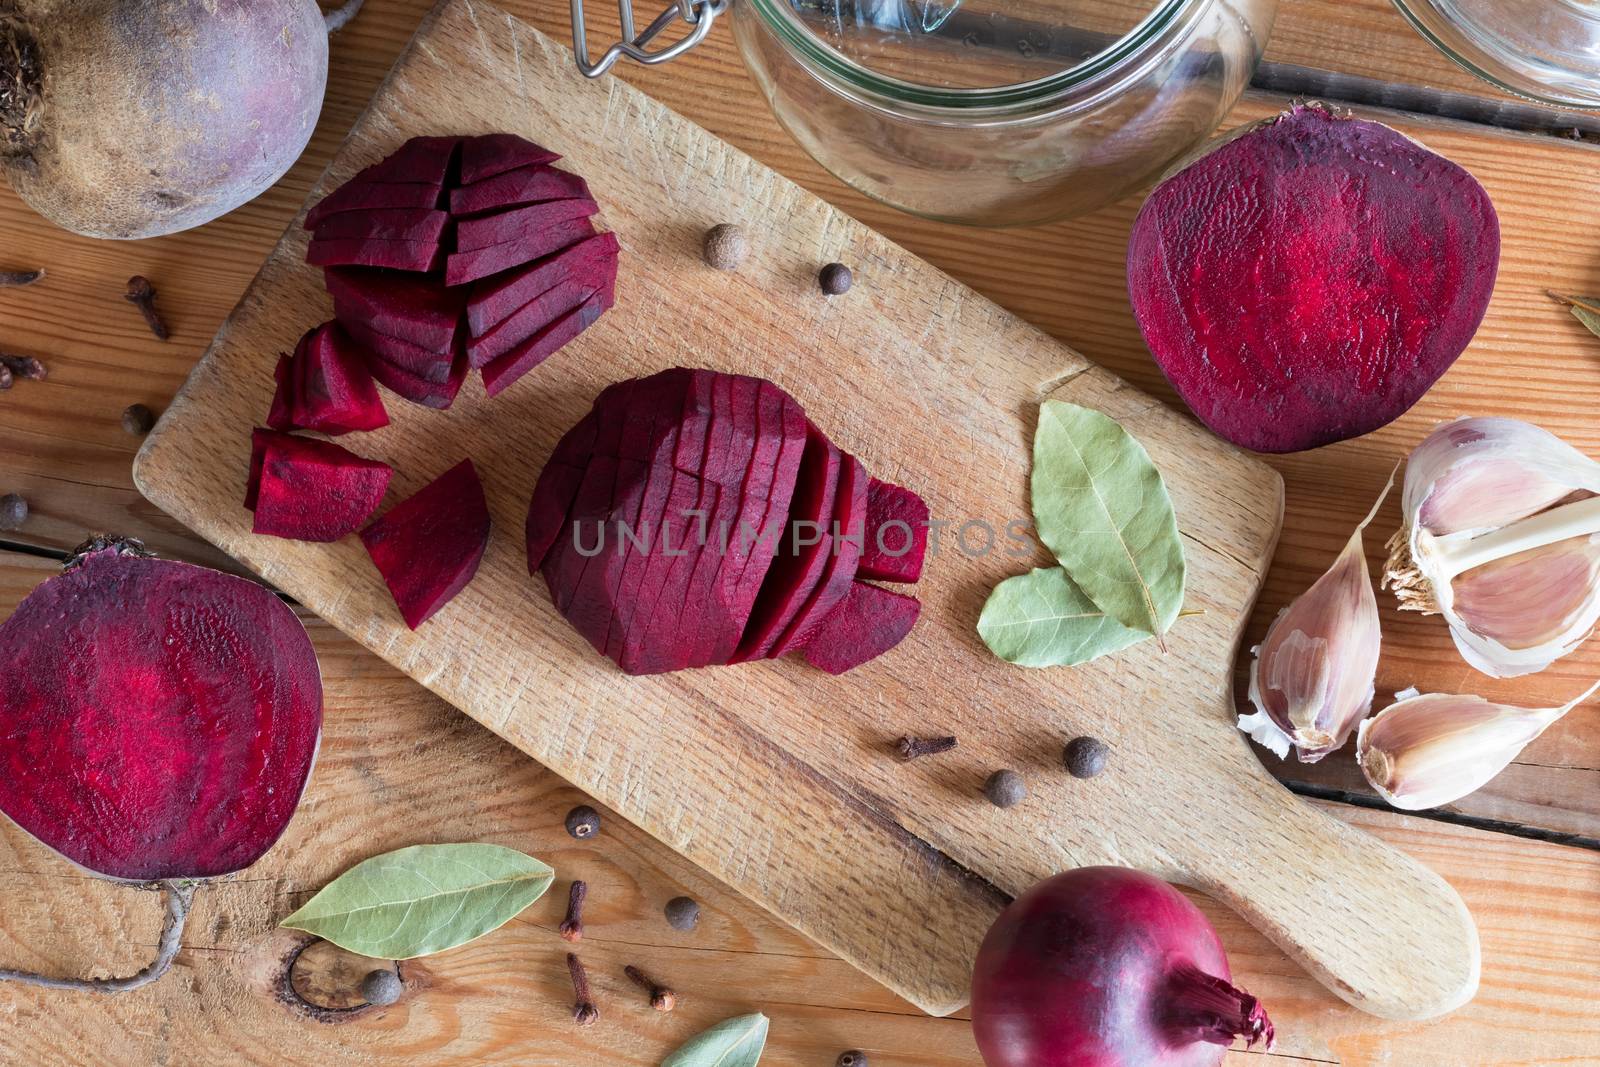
[324, 0, 365, 34]
[1160, 964, 1276, 1052]
[0, 881, 196, 994]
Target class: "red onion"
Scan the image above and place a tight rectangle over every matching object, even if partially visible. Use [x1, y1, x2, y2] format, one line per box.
[971, 867, 1274, 1067]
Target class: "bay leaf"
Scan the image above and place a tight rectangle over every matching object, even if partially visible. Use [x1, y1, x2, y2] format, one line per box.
[280, 843, 553, 959]
[978, 566, 1149, 667]
[1549, 291, 1600, 341]
[1030, 401, 1185, 636]
[661, 1013, 770, 1067]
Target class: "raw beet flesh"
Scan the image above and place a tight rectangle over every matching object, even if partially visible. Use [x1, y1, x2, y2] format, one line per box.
[1127, 104, 1500, 453]
[859, 478, 929, 583]
[306, 134, 615, 401]
[769, 451, 867, 658]
[246, 429, 393, 542]
[266, 322, 389, 436]
[0, 540, 322, 881]
[802, 580, 922, 675]
[361, 459, 491, 629]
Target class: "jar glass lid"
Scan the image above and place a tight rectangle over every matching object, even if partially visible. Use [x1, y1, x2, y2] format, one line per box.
[1392, 0, 1600, 109]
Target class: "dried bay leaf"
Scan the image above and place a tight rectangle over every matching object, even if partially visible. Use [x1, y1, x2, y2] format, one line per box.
[978, 566, 1148, 667]
[1030, 401, 1186, 636]
[280, 843, 553, 959]
[661, 1013, 770, 1067]
[1550, 291, 1600, 341]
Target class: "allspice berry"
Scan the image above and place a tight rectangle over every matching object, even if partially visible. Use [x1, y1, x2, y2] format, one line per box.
[121, 403, 156, 435]
[360, 968, 403, 1006]
[564, 805, 601, 839]
[983, 769, 1027, 809]
[664, 895, 701, 932]
[0, 493, 27, 531]
[702, 223, 748, 271]
[818, 262, 853, 296]
[837, 1051, 870, 1067]
[1065, 736, 1110, 779]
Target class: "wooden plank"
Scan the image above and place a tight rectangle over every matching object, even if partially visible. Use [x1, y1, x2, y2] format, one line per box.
[0, 551, 1594, 1064]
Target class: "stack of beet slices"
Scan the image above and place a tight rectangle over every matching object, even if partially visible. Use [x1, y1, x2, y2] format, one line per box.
[305, 133, 618, 404]
[527, 368, 930, 676]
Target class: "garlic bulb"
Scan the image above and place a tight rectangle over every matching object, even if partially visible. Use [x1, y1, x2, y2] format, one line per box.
[1384, 417, 1600, 678]
[1239, 471, 1393, 762]
[1358, 681, 1600, 810]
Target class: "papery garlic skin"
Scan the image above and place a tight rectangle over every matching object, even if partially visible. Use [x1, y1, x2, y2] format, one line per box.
[1386, 417, 1600, 678]
[1358, 682, 1600, 810]
[1241, 473, 1390, 762]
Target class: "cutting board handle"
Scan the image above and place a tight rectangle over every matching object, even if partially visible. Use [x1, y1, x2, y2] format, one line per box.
[1182, 772, 1480, 1021]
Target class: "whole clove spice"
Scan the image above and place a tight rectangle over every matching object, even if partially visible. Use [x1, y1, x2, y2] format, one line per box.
[359, 968, 403, 1006]
[818, 262, 853, 296]
[566, 952, 598, 1026]
[663, 896, 700, 932]
[0, 352, 46, 390]
[983, 770, 1027, 809]
[623, 964, 677, 1012]
[0, 268, 42, 287]
[896, 735, 957, 760]
[702, 223, 748, 271]
[121, 403, 156, 435]
[124, 276, 169, 340]
[1064, 736, 1109, 778]
[837, 1053, 870, 1067]
[559, 880, 587, 943]
[0, 493, 27, 531]
[564, 805, 601, 839]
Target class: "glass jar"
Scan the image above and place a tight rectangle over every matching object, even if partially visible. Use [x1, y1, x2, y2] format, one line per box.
[1390, 0, 1600, 110]
[571, 0, 1276, 226]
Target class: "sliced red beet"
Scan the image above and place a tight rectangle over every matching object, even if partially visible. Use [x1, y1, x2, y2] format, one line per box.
[467, 231, 620, 336]
[451, 166, 590, 217]
[364, 338, 469, 409]
[266, 352, 296, 431]
[0, 538, 322, 882]
[342, 318, 453, 382]
[310, 207, 449, 246]
[325, 267, 464, 352]
[466, 275, 603, 368]
[307, 236, 442, 273]
[292, 323, 389, 434]
[360, 459, 491, 629]
[360, 135, 461, 186]
[246, 429, 392, 542]
[481, 288, 613, 397]
[305, 181, 441, 229]
[801, 580, 922, 675]
[455, 198, 601, 252]
[526, 411, 600, 572]
[725, 382, 808, 598]
[859, 478, 929, 583]
[459, 134, 560, 185]
[1127, 103, 1500, 453]
[770, 451, 867, 658]
[444, 217, 598, 287]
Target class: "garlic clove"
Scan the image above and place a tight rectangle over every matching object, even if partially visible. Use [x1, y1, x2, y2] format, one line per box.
[1448, 536, 1600, 663]
[1241, 471, 1391, 762]
[1357, 681, 1599, 810]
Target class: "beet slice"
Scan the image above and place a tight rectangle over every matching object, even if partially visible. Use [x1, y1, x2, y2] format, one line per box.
[466, 275, 603, 368]
[360, 459, 491, 629]
[455, 198, 601, 252]
[451, 166, 590, 218]
[306, 181, 441, 229]
[307, 236, 442, 273]
[859, 478, 929, 583]
[310, 207, 449, 245]
[526, 411, 600, 572]
[247, 429, 392, 542]
[1127, 103, 1500, 453]
[459, 134, 560, 185]
[801, 580, 922, 675]
[363, 338, 469, 409]
[0, 539, 322, 883]
[444, 217, 598, 287]
[481, 288, 613, 397]
[325, 267, 464, 352]
[725, 383, 808, 599]
[467, 231, 620, 336]
[342, 318, 453, 381]
[361, 135, 461, 186]
[266, 351, 296, 431]
[267, 323, 389, 436]
[770, 451, 867, 658]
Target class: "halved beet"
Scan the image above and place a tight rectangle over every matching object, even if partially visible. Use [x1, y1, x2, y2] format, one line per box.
[467, 275, 604, 368]
[310, 207, 449, 245]
[0, 538, 322, 882]
[307, 236, 442, 273]
[445, 217, 598, 288]
[459, 134, 560, 185]
[455, 198, 600, 252]
[802, 580, 921, 675]
[1127, 104, 1500, 453]
[481, 289, 614, 397]
[451, 166, 590, 217]
[360, 458, 491, 629]
[770, 451, 867, 658]
[246, 429, 392, 542]
[305, 181, 441, 229]
[468, 231, 620, 336]
[325, 268, 464, 352]
[859, 478, 930, 583]
[266, 323, 389, 436]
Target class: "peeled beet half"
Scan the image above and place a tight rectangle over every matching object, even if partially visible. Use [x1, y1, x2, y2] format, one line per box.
[859, 478, 929, 583]
[361, 459, 491, 629]
[1127, 103, 1500, 453]
[246, 429, 393, 542]
[0, 538, 322, 881]
[802, 580, 922, 675]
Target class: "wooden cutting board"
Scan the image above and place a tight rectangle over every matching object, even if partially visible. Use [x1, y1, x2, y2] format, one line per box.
[134, 0, 1477, 1021]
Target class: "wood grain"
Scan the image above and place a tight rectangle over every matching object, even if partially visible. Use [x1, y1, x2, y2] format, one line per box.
[0, 551, 1594, 1066]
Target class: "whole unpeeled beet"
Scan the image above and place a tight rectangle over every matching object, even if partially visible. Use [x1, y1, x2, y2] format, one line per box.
[0, 540, 322, 881]
[1127, 104, 1500, 453]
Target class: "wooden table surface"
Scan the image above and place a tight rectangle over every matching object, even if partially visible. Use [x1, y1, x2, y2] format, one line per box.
[1, 1, 1596, 1064]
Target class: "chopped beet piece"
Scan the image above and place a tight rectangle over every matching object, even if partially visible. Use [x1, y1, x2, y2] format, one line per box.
[459, 134, 560, 185]
[364, 339, 469, 409]
[342, 318, 453, 382]
[451, 166, 590, 217]
[247, 429, 392, 542]
[801, 581, 921, 675]
[310, 207, 449, 245]
[481, 289, 613, 397]
[307, 236, 442, 273]
[361, 135, 460, 186]
[306, 181, 441, 229]
[770, 451, 867, 658]
[444, 217, 598, 287]
[455, 198, 601, 252]
[859, 478, 929, 583]
[1127, 104, 1500, 453]
[0, 541, 322, 881]
[467, 231, 620, 336]
[466, 275, 603, 368]
[325, 267, 464, 352]
[289, 323, 389, 435]
[526, 411, 600, 572]
[361, 459, 491, 629]
[266, 352, 295, 431]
